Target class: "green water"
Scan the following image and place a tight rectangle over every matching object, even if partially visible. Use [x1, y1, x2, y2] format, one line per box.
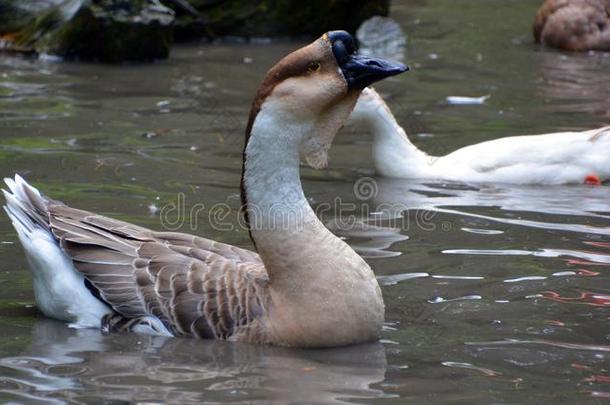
[0, 0, 609, 403]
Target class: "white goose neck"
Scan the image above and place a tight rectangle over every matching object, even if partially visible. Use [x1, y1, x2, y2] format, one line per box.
[243, 109, 312, 232]
[353, 91, 433, 178]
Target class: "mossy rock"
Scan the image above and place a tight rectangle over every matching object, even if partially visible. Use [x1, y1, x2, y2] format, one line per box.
[2, 0, 174, 62]
[171, 0, 391, 41]
[0, 0, 63, 35]
[41, 1, 174, 62]
[2, 0, 390, 60]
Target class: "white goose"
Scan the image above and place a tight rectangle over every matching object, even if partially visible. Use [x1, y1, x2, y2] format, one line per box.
[2, 31, 407, 347]
[350, 87, 610, 185]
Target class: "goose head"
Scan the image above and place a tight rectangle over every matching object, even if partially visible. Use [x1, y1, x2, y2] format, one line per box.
[245, 30, 408, 169]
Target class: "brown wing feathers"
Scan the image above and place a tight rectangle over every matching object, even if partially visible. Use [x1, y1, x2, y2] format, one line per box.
[46, 202, 269, 340]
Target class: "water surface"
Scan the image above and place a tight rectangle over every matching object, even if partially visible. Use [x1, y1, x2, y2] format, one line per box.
[1, 0, 609, 403]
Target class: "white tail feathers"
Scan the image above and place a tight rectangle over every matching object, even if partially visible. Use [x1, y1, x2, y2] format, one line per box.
[3, 174, 51, 234]
[3, 174, 111, 328]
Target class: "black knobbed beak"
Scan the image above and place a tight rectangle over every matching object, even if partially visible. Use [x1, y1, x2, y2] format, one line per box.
[341, 55, 409, 89]
[328, 30, 409, 89]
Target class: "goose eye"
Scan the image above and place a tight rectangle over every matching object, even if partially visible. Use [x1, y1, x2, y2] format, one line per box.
[307, 61, 321, 73]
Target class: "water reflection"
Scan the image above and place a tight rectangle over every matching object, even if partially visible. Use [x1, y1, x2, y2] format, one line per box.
[0, 55, 73, 123]
[325, 219, 409, 258]
[536, 51, 610, 118]
[0, 319, 389, 403]
[374, 178, 610, 235]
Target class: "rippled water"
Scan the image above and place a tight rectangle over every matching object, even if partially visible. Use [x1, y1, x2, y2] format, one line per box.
[1, 0, 609, 403]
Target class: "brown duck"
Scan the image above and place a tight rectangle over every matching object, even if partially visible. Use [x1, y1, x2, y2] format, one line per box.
[3, 31, 407, 348]
[534, 0, 610, 51]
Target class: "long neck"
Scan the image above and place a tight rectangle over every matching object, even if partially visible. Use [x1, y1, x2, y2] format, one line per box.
[242, 102, 383, 347]
[359, 98, 433, 178]
[243, 111, 311, 234]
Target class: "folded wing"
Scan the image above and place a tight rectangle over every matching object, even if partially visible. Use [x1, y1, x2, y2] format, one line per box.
[45, 202, 270, 340]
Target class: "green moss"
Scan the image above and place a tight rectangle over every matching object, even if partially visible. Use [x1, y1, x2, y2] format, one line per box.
[0, 0, 51, 36]
[3, 0, 173, 62]
[39, 5, 172, 62]
[0, 85, 15, 97]
[1, 137, 64, 150]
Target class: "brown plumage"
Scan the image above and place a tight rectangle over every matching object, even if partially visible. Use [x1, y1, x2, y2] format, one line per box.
[533, 0, 610, 51]
[4, 31, 405, 347]
[18, 187, 273, 342]
[3, 34, 343, 347]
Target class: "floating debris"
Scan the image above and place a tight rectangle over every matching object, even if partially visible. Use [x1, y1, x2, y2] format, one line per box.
[432, 275, 485, 280]
[442, 361, 502, 377]
[504, 276, 547, 283]
[379, 339, 400, 345]
[377, 272, 428, 286]
[148, 204, 159, 215]
[428, 295, 482, 303]
[446, 95, 490, 105]
[552, 271, 576, 277]
[461, 227, 504, 235]
[416, 133, 434, 139]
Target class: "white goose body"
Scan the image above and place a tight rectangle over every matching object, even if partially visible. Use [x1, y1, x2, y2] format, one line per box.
[352, 88, 610, 185]
[3, 32, 407, 347]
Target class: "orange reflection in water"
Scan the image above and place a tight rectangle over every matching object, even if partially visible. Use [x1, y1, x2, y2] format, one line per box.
[583, 241, 610, 249]
[541, 291, 610, 307]
[584, 375, 610, 383]
[574, 269, 601, 276]
[566, 259, 608, 267]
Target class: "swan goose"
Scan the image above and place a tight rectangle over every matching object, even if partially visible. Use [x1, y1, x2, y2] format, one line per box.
[3, 32, 407, 347]
[349, 87, 610, 185]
